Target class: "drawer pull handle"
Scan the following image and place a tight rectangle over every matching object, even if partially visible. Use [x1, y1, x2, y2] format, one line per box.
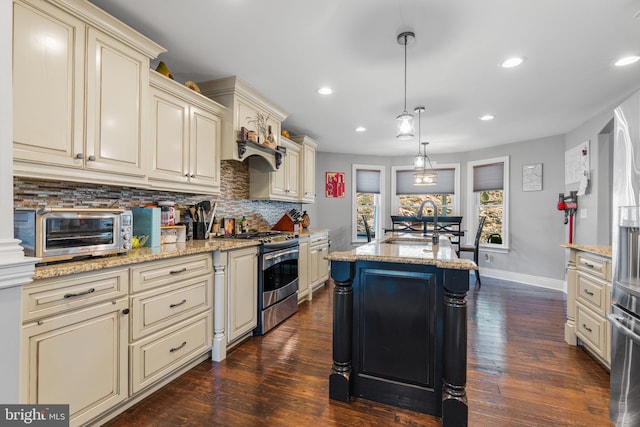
[170, 299, 187, 308]
[169, 268, 187, 275]
[582, 324, 593, 333]
[64, 288, 95, 299]
[169, 341, 187, 353]
[583, 289, 595, 296]
[583, 262, 595, 268]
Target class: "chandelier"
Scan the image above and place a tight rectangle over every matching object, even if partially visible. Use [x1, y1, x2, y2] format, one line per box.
[396, 32, 415, 139]
[413, 107, 437, 186]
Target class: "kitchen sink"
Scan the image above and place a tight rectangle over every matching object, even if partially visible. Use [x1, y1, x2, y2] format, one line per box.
[383, 239, 432, 246]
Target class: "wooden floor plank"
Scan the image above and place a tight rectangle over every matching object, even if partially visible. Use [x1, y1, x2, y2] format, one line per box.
[104, 277, 612, 427]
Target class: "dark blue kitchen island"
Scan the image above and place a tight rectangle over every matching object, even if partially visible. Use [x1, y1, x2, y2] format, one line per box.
[327, 234, 476, 427]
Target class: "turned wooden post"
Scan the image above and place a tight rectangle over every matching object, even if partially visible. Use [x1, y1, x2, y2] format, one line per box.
[442, 269, 469, 427]
[329, 261, 355, 402]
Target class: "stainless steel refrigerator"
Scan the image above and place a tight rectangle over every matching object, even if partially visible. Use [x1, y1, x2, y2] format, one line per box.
[610, 90, 640, 427]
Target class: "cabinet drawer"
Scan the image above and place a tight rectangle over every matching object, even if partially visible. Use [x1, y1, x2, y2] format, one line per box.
[23, 268, 128, 322]
[130, 311, 212, 394]
[130, 254, 213, 293]
[130, 275, 213, 340]
[576, 271, 607, 314]
[576, 253, 610, 281]
[576, 303, 607, 358]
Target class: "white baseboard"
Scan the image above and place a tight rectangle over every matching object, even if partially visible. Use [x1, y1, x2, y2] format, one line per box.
[476, 267, 567, 292]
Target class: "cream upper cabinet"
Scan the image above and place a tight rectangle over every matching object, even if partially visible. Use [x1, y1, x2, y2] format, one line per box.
[148, 70, 225, 194]
[13, 0, 86, 168]
[227, 246, 258, 344]
[291, 135, 318, 203]
[84, 28, 149, 177]
[12, 0, 165, 186]
[199, 76, 288, 171]
[249, 136, 301, 201]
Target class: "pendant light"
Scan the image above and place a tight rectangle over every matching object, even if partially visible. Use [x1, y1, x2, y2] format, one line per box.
[413, 106, 437, 186]
[396, 31, 415, 140]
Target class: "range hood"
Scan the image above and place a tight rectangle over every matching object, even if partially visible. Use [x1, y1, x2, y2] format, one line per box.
[198, 76, 288, 172]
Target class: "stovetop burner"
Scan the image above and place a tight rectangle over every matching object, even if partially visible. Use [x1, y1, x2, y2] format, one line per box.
[213, 231, 298, 247]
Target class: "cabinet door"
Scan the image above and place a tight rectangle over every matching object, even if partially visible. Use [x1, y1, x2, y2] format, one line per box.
[309, 245, 321, 286]
[13, 0, 85, 168]
[286, 147, 300, 198]
[298, 239, 310, 302]
[21, 299, 128, 426]
[85, 27, 148, 176]
[190, 105, 221, 190]
[227, 247, 258, 342]
[318, 244, 330, 283]
[148, 86, 190, 183]
[302, 143, 316, 202]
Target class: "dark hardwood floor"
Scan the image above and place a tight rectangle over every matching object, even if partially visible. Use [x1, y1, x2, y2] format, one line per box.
[104, 277, 611, 427]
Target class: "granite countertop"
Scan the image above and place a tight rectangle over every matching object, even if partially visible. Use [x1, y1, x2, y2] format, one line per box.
[33, 239, 260, 280]
[327, 232, 477, 271]
[562, 243, 612, 258]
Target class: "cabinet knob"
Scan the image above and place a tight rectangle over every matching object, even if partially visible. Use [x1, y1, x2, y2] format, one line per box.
[87, 155, 96, 161]
[184, 173, 190, 177]
[75, 153, 84, 159]
[190, 174, 196, 178]
[122, 308, 130, 315]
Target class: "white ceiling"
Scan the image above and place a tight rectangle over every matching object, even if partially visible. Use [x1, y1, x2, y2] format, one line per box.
[89, 0, 640, 156]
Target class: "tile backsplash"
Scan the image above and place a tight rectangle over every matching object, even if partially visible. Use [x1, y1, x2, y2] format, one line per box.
[14, 160, 300, 230]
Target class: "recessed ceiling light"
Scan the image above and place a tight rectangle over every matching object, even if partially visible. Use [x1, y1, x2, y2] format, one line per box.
[614, 56, 640, 67]
[480, 114, 495, 121]
[355, 126, 366, 132]
[500, 56, 526, 68]
[317, 87, 333, 95]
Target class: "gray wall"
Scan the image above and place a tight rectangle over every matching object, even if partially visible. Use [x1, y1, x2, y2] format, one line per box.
[564, 105, 616, 246]
[314, 134, 568, 281]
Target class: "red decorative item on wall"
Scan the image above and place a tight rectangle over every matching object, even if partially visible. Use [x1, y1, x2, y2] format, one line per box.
[325, 172, 345, 198]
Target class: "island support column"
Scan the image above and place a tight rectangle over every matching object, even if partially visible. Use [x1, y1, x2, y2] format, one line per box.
[329, 261, 355, 402]
[442, 269, 470, 427]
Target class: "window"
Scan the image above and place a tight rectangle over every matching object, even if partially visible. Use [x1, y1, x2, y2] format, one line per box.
[391, 164, 460, 216]
[352, 165, 384, 243]
[467, 157, 509, 250]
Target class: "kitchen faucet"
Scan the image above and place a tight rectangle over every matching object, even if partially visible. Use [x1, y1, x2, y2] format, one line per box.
[416, 199, 439, 244]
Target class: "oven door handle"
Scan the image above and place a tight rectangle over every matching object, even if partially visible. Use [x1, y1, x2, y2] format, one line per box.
[607, 313, 640, 344]
[263, 249, 298, 270]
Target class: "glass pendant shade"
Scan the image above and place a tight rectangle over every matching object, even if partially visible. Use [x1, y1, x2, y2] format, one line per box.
[413, 170, 437, 186]
[414, 154, 424, 168]
[396, 111, 414, 139]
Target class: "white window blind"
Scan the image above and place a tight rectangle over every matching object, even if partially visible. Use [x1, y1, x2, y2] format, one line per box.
[396, 168, 455, 195]
[356, 169, 381, 194]
[473, 162, 504, 192]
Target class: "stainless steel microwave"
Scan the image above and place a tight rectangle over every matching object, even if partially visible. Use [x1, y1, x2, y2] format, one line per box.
[14, 208, 133, 263]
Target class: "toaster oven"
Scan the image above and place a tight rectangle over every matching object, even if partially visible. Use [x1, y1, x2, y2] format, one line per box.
[14, 208, 133, 263]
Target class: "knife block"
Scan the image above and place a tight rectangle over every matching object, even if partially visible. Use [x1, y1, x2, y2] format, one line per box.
[271, 213, 299, 234]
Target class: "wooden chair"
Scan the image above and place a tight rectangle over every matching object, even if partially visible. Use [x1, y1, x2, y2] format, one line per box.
[362, 215, 372, 242]
[459, 216, 486, 287]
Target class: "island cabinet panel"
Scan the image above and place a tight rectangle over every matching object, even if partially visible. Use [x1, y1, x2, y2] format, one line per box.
[329, 253, 471, 427]
[352, 264, 442, 416]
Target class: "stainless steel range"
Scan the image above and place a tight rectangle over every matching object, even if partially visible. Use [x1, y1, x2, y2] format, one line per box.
[227, 231, 299, 335]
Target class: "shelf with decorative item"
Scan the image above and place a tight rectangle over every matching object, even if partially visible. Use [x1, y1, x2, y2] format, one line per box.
[236, 140, 286, 170]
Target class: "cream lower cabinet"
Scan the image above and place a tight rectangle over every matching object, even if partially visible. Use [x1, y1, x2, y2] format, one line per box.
[12, 0, 164, 186]
[21, 268, 129, 427]
[148, 70, 224, 194]
[227, 246, 258, 344]
[298, 237, 311, 302]
[129, 254, 213, 394]
[565, 249, 612, 369]
[298, 231, 330, 302]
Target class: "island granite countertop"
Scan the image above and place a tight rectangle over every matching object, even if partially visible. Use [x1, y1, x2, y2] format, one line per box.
[327, 232, 477, 270]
